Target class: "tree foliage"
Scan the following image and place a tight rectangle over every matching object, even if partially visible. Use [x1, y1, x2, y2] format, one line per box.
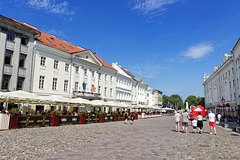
[184, 95, 205, 108]
[162, 94, 184, 110]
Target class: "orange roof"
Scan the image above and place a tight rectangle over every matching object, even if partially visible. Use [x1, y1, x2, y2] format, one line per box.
[121, 67, 135, 78]
[10, 18, 85, 54]
[11, 17, 116, 71]
[93, 53, 117, 71]
[36, 31, 85, 53]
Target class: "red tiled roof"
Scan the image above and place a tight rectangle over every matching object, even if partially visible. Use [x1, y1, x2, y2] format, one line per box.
[121, 67, 135, 78]
[93, 53, 117, 71]
[11, 17, 116, 71]
[10, 18, 85, 54]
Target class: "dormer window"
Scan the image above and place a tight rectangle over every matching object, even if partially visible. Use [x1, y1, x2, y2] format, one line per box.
[86, 56, 88, 59]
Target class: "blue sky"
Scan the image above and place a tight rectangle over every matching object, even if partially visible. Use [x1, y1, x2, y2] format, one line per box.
[1, 0, 240, 101]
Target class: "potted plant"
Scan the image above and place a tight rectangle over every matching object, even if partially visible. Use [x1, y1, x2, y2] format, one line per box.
[99, 111, 105, 123]
[134, 111, 138, 120]
[79, 110, 86, 124]
[51, 109, 60, 126]
[112, 111, 118, 121]
[9, 108, 19, 129]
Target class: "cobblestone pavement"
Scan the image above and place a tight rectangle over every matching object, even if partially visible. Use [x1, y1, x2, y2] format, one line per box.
[0, 116, 239, 160]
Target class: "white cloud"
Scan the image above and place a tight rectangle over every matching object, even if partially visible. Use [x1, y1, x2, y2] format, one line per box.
[132, 0, 179, 15]
[130, 64, 165, 79]
[183, 43, 214, 59]
[27, 0, 74, 15]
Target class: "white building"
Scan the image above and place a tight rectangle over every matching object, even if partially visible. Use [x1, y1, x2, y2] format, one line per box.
[232, 38, 240, 109]
[0, 16, 39, 92]
[203, 54, 236, 110]
[135, 77, 148, 106]
[147, 87, 155, 107]
[112, 62, 132, 105]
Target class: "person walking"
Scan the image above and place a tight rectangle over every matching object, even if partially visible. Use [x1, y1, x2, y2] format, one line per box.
[181, 109, 189, 134]
[174, 111, 181, 132]
[130, 112, 135, 124]
[123, 111, 129, 124]
[209, 110, 217, 135]
[189, 112, 194, 126]
[192, 117, 198, 134]
[197, 112, 203, 134]
[217, 113, 221, 123]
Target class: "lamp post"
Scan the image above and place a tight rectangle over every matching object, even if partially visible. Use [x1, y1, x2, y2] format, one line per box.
[221, 97, 228, 123]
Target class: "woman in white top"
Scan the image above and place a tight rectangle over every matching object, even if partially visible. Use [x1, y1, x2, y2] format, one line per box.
[197, 112, 203, 134]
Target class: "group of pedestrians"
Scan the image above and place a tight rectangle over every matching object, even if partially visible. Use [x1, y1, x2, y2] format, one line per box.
[174, 109, 217, 135]
[123, 111, 135, 124]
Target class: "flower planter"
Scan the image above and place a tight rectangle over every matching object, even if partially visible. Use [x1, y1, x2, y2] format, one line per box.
[114, 114, 118, 121]
[51, 114, 59, 126]
[99, 114, 104, 123]
[9, 114, 19, 129]
[135, 113, 138, 120]
[79, 114, 86, 124]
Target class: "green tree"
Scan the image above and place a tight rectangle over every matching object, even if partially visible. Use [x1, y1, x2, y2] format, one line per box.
[184, 95, 198, 107]
[170, 94, 184, 110]
[162, 95, 170, 105]
[197, 97, 205, 107]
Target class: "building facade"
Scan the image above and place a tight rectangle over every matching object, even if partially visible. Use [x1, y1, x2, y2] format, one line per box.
[112, 62, 132, 104]
[0, 16, 39, 92]
[203, 54, 237, 110]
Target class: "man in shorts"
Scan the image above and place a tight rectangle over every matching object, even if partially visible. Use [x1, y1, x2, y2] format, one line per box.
[208, 110, 216, 135]
[174, 111, 181, 132]
[181, 109, 189, 133]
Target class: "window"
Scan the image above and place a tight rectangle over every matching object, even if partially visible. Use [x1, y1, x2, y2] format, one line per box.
[2, 75, 11, 90]
[228, 70, 230, 76]
[64, 80, 68, 91]
[92, 71, 95, 78]
[60, 44, 68, 51]
[76, 66, 79, 74]
[17, 77, 25, 90]
[98, 86, 101, 93]
[229, 82, 231, 89]
[65, 63, 69, 72]
[110, 88, 113, 97]
[39, 76, 45, 89]
[19, 54, 26, 68]
[233, 80, 235, 87]
[5, 50, 13, 65]
[105, 75, 107, 81]
[7, 31, 15, 41]
[54, 60, 58, 69]
[111, 76, 113, 82]
[52, 78, 58, 90]
[40, 57, 46, 66]
[75, 82, 79, 91]
[104, 87, 107, 96]
[84, 69, 87, 76]
[21, 37, 28, 45]
[99, 73, 101, 79]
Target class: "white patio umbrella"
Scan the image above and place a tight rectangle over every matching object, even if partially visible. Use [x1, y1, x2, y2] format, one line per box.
[90, 100, 107, 107]
[105, 101, 119, 107]
[70, 97, 92, 106]
[2, 90, 41, 103]
[38, 95, 71, 104]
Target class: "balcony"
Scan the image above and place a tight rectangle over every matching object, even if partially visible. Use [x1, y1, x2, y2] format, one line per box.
[18, 68, 26, 77]
[3, 65, 12, 75]
[73, 91, 101, 100]
[20, 45, 28, 54]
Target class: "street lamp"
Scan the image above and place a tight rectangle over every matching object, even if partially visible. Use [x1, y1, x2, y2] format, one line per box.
[221, 97, 228, 123]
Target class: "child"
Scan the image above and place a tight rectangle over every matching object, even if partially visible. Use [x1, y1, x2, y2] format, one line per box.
[192, 117, 197, 133]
